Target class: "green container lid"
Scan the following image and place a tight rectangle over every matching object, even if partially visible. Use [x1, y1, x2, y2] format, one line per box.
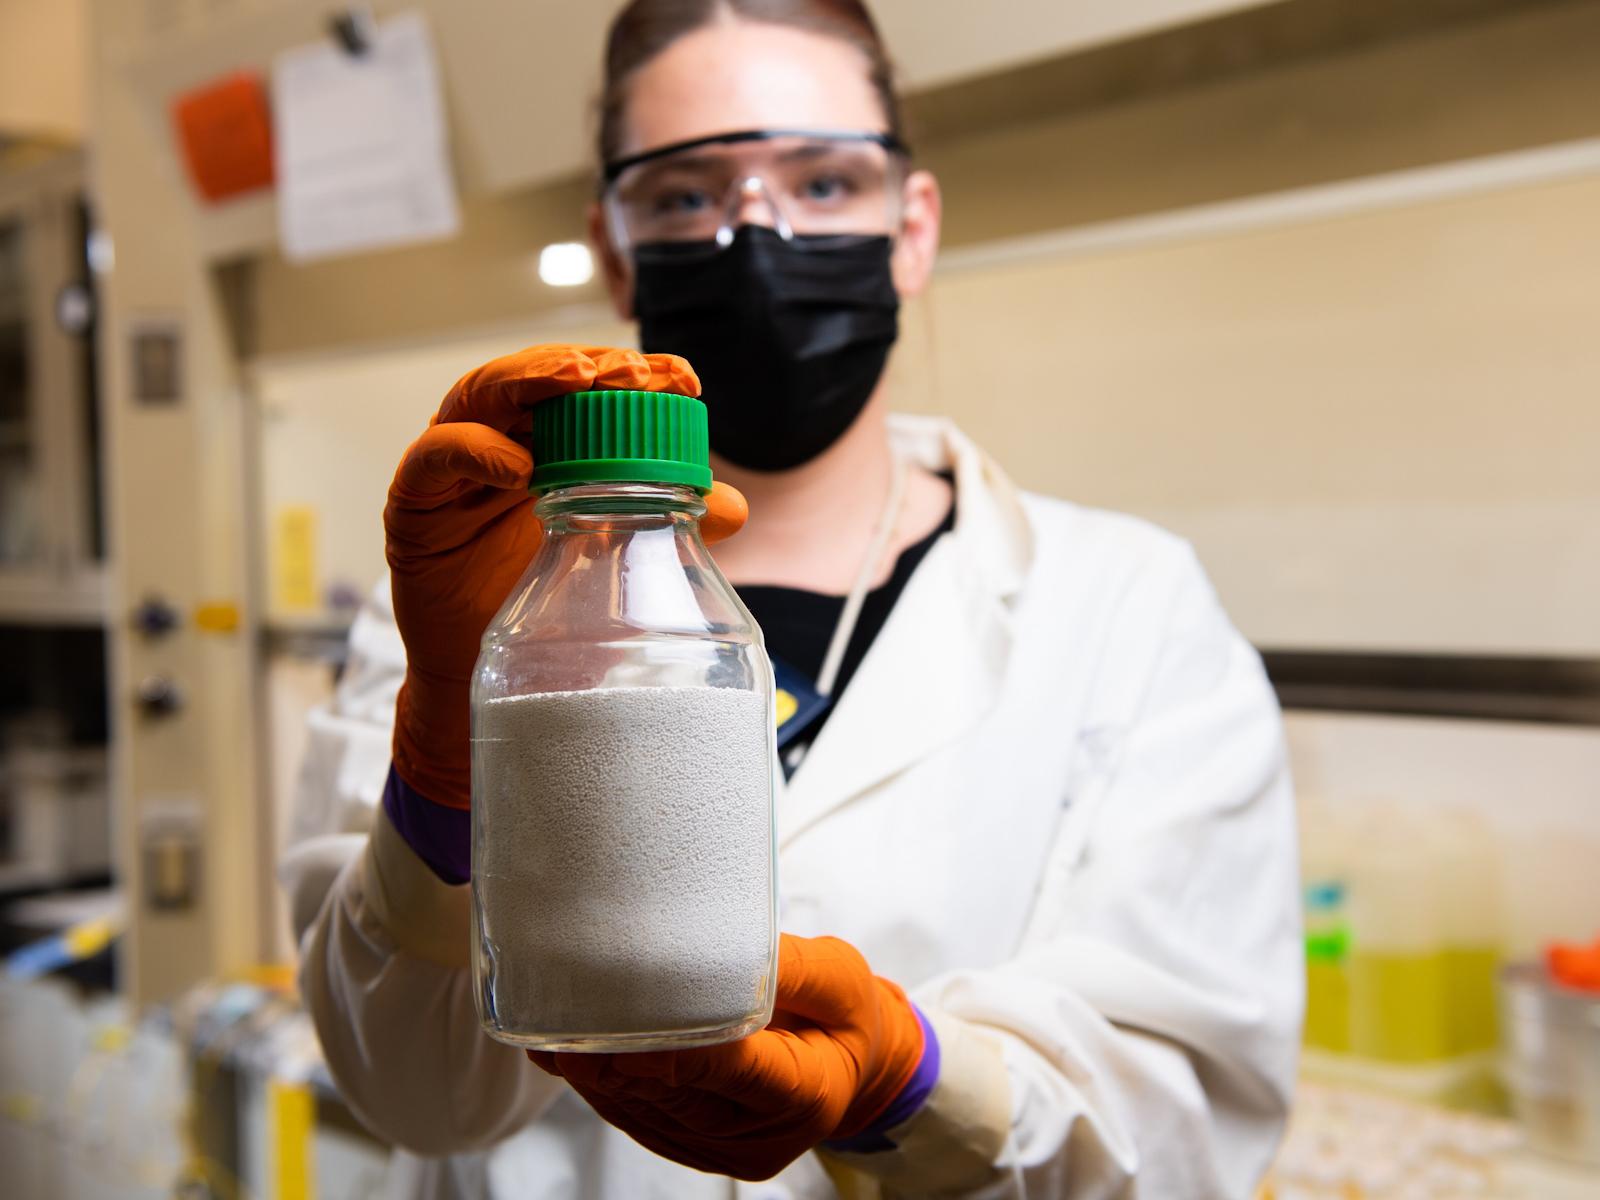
[529, 389, 712, 494]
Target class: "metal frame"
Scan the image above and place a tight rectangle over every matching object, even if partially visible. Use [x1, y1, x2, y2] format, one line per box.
[1263, 651, 1600, 726]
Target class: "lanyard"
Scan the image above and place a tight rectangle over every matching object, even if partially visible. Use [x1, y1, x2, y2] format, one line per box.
[784, 452, 909, 771]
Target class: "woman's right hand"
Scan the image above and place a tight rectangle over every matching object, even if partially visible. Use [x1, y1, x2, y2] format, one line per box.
[384, 344, 748, 813]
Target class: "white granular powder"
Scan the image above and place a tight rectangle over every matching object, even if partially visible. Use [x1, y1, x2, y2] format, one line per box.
[473, 685, 773, 1040]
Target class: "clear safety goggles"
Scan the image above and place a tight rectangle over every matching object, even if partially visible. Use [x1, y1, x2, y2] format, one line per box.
[600, 128, 911, 259]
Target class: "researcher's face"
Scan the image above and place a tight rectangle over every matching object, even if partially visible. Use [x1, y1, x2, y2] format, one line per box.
[588, 20, 941, 318]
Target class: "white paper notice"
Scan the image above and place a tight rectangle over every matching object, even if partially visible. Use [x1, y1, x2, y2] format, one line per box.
[271, 12, 460, 262]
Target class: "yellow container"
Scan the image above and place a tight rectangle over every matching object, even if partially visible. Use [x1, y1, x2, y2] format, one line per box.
[1343, 804, 1503, 1064]
[1349, 947, 1451, 1062]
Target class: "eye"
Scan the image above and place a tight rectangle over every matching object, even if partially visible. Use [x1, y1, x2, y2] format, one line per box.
[800, 173, 856, 203]
[650, 187, 716, 218]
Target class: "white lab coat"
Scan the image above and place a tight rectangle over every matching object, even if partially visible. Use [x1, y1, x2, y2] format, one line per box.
[285, 415, 1302, 1199]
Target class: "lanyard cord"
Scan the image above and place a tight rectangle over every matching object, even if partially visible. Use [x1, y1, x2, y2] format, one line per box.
[783, 451, 909, 775]
[815, 451, 910, 700]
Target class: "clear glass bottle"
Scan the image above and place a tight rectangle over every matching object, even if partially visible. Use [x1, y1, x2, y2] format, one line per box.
[470, 389, 776, 1051]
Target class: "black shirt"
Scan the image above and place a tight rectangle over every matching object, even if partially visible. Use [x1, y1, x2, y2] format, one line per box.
[738, 487, 956, 758]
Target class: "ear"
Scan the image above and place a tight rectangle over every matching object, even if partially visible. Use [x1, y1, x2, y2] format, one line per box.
[587, 200, 634, 320]
[890, 169, 942, 300]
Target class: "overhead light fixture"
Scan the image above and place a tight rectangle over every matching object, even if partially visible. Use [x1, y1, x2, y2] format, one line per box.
[538, 242, 594, 287]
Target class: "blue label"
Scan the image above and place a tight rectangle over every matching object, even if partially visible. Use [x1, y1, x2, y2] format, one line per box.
[771, 656, 832, 750]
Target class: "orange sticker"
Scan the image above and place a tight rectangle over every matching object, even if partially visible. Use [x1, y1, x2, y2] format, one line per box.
[171, 72, 275, 203]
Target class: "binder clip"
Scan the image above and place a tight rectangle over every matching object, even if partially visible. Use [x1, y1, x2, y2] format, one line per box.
[329, 7, 376, 56]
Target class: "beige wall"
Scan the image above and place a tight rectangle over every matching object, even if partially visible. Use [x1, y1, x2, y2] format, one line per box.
[873, 0, 1275, 86]
[89, 0, 264, 1003]
[895, 165, 1600, 654]
[923, 0, 1600, 246]
[0, 0, 86, 139]
[253, 314, 625, 626]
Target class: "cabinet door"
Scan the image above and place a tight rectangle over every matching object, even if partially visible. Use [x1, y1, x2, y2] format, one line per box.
[0, 210, 46, 570]
[0, 158, 103, 622]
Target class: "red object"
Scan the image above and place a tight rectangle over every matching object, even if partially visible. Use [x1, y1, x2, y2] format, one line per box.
[1546, 934, 1600, 992]
[171, 72, 275, 202]
[528, 934, 927, 1181]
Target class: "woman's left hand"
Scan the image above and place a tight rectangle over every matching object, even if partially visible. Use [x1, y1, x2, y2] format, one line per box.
[528, 933, 931, 1181]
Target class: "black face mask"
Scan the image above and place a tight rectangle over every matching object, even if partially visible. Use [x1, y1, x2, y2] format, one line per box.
[633, 225, 900, 472]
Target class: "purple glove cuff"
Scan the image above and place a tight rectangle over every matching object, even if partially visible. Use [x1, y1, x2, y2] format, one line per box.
[824, 1003, 941, 1155]
[382, 765, 471, 885]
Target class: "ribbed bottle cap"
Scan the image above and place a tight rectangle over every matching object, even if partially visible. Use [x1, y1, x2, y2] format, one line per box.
[529, 389, 712, 493]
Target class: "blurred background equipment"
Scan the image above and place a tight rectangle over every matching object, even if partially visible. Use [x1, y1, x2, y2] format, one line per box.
[1501, 947, 1600, 1168]
[0, 0, 1597, 1195]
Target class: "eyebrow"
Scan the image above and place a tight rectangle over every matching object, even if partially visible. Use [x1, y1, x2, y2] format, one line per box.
[776, 143, 852, 163]
[603, 129, 906, 184]
[627, 142, 864, 186]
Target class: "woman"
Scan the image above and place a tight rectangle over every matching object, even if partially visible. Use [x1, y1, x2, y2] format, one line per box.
[288, 1, 1302, 1196]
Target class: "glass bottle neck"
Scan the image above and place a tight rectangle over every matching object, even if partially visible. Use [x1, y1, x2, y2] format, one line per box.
[534, 482, 706, 536]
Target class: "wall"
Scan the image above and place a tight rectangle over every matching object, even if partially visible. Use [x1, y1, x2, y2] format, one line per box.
[0, 0, 87, 140]
[89, 0, 264, 1004]
[921, 0, 1600, 245]
[873, 0, 1277, 86]
[895, 163, 1600, 655]
[253, 313, 625, 625]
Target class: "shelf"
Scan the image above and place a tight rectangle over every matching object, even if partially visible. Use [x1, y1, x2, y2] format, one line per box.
[0, 567, 108, 626]
[1263, 650, 1600, 727]
[260, 617, 354, 664]
[0, 420, 31, 450]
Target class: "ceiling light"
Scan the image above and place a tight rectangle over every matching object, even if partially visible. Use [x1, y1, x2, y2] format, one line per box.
[538, 242, 594, 287]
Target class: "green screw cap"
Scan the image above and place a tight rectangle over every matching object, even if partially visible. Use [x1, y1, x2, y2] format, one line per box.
[529, 389, 712, 493]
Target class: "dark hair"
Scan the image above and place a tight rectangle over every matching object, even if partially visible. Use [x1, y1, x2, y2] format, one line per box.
[597, 0, 904, 167]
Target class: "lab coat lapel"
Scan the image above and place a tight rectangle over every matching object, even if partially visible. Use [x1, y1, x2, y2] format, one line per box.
[776, 417, 1032, 848]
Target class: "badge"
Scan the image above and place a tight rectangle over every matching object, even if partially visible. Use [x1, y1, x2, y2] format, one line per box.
[770, 656, 832, 750]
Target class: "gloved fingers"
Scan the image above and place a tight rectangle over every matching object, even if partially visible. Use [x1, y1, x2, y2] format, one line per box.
[389, 422, 533, 502]
[569, 1032, 844, 1128]
[570, 346, 698, 398]
[570, 1090, 745, 1179]
[641, 352, 700, 397]
[434, 345, 701, 435]
[585, 1033, 789, 1096]
[386, 476, 534, 560]
[565, 1066, 807, 1150]
[433, 344, 602, 431]
[587, 347, 657, 392]
[771, 934, 876, 1029]
[526, 1050, 561, 1077]
[385, 437, 536, 569]
[701, 481, 748, 544]
[571, 1082, 829, 1182]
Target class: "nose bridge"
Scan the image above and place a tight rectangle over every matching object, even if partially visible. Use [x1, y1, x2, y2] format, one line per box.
[719, 173, 792, 242]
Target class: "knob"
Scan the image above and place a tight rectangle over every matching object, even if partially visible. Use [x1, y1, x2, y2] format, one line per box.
[134, 675, 184, 718]
[132, 595, 181, 639]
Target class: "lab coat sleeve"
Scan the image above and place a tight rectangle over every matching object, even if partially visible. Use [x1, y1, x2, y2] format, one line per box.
[833, 542, 1302, 1197]
[286, 579, 563, 1154]
[298, 802, 566, 1154]
[282, 579, 406, 855]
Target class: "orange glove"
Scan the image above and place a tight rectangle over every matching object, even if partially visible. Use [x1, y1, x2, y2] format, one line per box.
[528, 934, 929, 1181]
[385, 344, 749, 810]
